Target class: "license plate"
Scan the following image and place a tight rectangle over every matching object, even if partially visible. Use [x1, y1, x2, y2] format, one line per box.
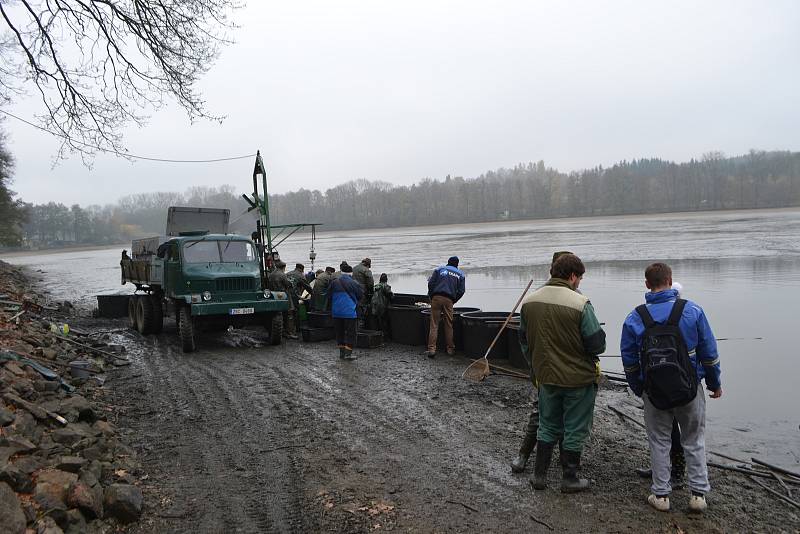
[229, 307, 254, 315]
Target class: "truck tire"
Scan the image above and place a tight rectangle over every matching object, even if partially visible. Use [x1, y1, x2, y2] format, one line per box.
[269, 313, 283, 346]
[150, 294, 164, 334]
[127, 296, 138, 330]
[179, 307, 197, 353]
[136, 295, 155, 334]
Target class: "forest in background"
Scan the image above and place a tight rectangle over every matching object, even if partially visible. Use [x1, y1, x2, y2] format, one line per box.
[4, 149, 800, 250]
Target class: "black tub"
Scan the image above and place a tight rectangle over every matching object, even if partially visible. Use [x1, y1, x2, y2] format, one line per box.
[391, 293, 430, 306]
[307, 311, 333, 328]
[460, 311, 520, 360]
[420, 307, 481, 351]
[96, 294, 131, 318]
[505, 323, 530, 371]
[388, 305, 427, 345]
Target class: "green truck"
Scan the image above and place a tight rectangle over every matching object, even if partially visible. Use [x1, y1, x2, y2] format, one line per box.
[121, 206, 288, 352]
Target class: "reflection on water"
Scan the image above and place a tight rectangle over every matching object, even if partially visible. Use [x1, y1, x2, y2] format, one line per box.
[3, 208, 799, 464]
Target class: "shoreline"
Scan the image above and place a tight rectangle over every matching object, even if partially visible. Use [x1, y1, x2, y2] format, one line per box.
[0, 243, 127, 259]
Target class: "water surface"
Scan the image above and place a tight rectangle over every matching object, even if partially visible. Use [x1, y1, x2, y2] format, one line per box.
[5, 208, 799, 465]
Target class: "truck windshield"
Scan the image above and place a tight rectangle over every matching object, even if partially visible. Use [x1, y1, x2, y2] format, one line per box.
[183, 240, 257, 263]
[220, 240, 257, 262]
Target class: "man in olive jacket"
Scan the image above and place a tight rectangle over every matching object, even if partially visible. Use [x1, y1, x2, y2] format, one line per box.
[519, 253, 605, 493]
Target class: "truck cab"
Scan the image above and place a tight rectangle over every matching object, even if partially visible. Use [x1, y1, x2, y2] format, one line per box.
[121, 208, 289, 352]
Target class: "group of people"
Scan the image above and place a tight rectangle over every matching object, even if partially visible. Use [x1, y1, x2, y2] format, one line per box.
[267, 257, 394, 360]
[269, 250, 723, 514]
[508, 252, 722, 514]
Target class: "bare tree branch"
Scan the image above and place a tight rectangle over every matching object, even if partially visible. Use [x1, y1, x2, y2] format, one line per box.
[0, 0, 240, 161]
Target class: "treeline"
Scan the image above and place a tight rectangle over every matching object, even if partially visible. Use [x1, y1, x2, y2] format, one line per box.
[3, 150, 800, 250]
[267, 150, 800, 229]
[15, 186, 243, 248]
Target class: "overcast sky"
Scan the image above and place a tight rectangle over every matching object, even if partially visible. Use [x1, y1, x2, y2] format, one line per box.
[4, 0, 800, 207]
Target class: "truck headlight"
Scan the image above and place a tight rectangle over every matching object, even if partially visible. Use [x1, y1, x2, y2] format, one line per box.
[275, 291, 286, 300]
[263, 289, 271, 298]
[202, 291, 212, 301]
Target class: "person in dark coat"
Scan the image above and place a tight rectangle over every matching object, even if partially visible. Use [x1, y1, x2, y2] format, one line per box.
[328, 262, 363, 360]
[286, 262, 313, 311]
[352, 258, 374, 326]
[267, 261, 297, 339]
[425, 256, 466, 357]
[311, 267, 335, 311]
[371, 273, 393, 336]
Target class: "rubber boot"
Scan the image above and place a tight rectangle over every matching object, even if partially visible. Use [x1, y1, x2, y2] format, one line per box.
[558, 438, 580, 471]
[338, 346, 347, 359]
[530, 441, 554, 490]
[511, 425, 538, 473]
[560, 450, 590, 493]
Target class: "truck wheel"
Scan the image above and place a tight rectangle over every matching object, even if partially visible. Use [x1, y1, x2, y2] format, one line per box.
[136, 295, 155, 334]
[127, 296, 138, 330]
[150, 294, 164, 334]
[269, 313, 283, 345]
[179, 308, 197, 353]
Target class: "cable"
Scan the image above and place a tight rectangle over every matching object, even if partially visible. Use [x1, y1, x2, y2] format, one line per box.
[0, 108, 255, 163]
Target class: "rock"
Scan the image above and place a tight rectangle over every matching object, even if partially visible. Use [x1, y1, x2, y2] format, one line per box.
[51, 428, 83, 447]
[11, 455, 42, 475]
[42, 348, 58, 360]
[0, 464, 34, 493]
[0, 434, 37, 453]
[35, 515, 64, 534]
[0, 481, 27, 534]
[103, 484, 143, 523]
[59, 396, 94, 423]
[63, 508, 87, 534]
[2, 393, 47, 421]
[56, 456, 87, 474]
[80, 445, 110, 463]
[11, 411, 39, 442]
[4, 361, 25, 377]
[80, 461, 102, 484]
[67, 481, 103, 519]
[92, 421, 114, 436]
[0, 405, 14, 426]
[34, 470, 78, 513]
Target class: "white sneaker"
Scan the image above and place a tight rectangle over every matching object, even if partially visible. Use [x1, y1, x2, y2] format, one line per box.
[647, 494, 670, 512]
[689, 494, 707, 513]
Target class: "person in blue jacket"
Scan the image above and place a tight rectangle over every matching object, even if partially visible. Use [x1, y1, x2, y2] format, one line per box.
[328, 261, 363, 360]
[621, 262, 722, 514]
[425, 256, 466, 357]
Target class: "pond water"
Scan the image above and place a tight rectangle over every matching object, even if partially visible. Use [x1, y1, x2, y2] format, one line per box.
[4, 207, 799, 466]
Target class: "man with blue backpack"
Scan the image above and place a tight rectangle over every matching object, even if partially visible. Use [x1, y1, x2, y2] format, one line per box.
[425, 256, 466, 358]
[621, 262, 722, 514]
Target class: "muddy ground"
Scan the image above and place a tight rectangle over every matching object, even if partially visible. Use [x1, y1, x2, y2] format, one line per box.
[73, 317, 795, 534]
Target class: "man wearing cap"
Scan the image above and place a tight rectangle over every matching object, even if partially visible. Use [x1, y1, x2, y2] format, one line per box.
[267, 261, 298, 339]
[328, 262, 363, 360]
[287, 263, 313, 312]
[425, 256, 466, 358]
[353, 258, 375, 326]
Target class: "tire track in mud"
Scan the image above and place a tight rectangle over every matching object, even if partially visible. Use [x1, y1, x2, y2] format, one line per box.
[119, 335, 311, 533]
[255, 348, 526, 516]
[118, 335, 554, 532]
[195, 358, 307, 533]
